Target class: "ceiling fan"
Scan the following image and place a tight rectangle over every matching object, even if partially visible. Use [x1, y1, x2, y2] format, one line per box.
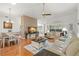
[41, 3, 52, 16]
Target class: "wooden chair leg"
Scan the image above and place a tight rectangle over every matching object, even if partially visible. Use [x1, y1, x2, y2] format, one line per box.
[0, 41, 2, 48]
[8, 41, 10, 47]
[15, 40, 17, 45]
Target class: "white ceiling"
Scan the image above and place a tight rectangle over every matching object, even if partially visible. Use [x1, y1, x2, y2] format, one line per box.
[0, 3, 77, 18]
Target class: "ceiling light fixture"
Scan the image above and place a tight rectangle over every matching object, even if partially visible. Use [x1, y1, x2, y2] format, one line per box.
[9, 8, 11, 22]
[4, 8, 13, 29]
[42, 3, 51, 16]
[5, 8, 12, 23]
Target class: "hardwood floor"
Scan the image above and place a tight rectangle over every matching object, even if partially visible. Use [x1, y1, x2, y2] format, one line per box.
[0, 39, 33, 56]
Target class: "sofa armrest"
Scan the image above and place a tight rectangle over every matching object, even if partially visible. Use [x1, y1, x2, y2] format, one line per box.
[45, 48, 65, 56]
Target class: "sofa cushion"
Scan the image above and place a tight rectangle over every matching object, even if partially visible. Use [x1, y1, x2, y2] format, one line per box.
[66, 40, 79, 56]
[75, 51, 79, 56]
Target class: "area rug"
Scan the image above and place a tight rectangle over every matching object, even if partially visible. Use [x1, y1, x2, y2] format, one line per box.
[24, 43, 43, 55]
[34, 49, 60, 56]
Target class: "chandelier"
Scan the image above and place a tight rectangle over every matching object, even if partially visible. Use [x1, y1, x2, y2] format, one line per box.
[5, 8, 12, 22]
[8, 8, 11, 22]
[42, 3, 52, 16]
[4, 8, 13, 29]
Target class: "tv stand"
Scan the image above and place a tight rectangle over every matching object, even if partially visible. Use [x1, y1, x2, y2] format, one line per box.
[25, 32, 39, 39]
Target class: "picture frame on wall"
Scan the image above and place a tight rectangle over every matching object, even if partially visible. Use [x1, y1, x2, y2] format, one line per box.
[28, 26, 37, 33]
[3, 21, 12, 29]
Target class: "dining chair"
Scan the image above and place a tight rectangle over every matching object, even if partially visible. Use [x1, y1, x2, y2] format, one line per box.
[8, 34, 17, 46]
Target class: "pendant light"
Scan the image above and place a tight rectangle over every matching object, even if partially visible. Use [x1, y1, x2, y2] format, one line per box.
[6, 8, 12, 23]
[42, 3, 51, 16]
[4, 8, 12, 29]
[9, 8, 11, 22]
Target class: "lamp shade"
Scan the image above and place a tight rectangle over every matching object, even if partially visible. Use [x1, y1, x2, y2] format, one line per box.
[62, 28, 68, 31]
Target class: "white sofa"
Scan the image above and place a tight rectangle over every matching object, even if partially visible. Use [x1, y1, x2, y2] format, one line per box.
[24, 36, 79, 56]
[46, 38, 79, 56]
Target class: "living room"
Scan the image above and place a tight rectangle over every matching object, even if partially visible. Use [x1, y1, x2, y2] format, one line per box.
[0, 3, 79, 56]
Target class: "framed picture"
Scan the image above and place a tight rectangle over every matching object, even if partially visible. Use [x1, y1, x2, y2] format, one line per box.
[28, 26, 37, 33]
[3, 21, 12, 29]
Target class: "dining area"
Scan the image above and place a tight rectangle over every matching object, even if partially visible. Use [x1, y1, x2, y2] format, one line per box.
[0, 32, 21, 52]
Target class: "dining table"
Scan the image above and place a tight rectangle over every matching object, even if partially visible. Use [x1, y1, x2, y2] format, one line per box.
[1, 32, 21, 48]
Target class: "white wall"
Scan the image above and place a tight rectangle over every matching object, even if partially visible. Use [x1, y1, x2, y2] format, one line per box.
[0, 16, 21, 33]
